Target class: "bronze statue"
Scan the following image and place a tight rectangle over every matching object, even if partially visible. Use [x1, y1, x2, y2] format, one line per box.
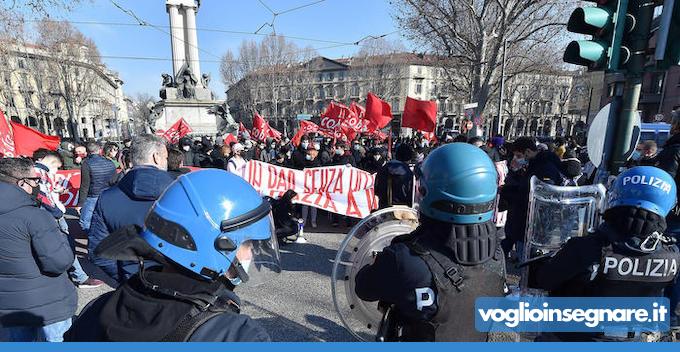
[175, 64, 198, 99]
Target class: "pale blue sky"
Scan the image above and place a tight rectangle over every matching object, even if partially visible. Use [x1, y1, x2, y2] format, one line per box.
[44, 0, 403, 98]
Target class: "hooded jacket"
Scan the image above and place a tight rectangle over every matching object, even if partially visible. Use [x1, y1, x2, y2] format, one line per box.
[88, 166, 174, 281]
[0, 182, 76, 328]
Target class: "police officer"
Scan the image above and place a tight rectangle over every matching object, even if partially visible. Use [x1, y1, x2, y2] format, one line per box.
[534, 166, 680, 341]
[67, 170, 280, 341]
[354, 143, 506, 341]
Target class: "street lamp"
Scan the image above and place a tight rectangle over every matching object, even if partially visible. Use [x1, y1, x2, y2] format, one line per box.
[496, 37, 509, 137]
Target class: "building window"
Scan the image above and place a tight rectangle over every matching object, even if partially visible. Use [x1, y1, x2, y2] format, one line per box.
[415, 82, 422, 94]
[351, 84, 360, 97]
[18, 59, 25, 69]
[325, 86, 333, 98]
[417, 66, 422, 74]
[81, 117, 86, 124]
[318, 86, 324, 99]
[328, 72, 334, 81]
[338, 72, 345, 81]
[318, 73, 323, 82]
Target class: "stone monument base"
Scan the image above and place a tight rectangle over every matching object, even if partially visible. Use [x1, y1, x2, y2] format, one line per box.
[154, 89, 220, 136]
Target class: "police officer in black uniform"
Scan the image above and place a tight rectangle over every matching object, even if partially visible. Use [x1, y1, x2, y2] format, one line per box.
[354, 143, 506, 341]
[534, 166, 680, 341]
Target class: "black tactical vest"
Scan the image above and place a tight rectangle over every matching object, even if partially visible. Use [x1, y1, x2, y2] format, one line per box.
[396, 222, 506, 341]
[586, 235, 680, 297]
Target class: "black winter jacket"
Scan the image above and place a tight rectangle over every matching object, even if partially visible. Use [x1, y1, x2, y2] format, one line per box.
[0, 182, 76, 328]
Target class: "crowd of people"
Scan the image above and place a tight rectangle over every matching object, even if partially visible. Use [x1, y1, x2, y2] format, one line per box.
[0, 112, 679, 341]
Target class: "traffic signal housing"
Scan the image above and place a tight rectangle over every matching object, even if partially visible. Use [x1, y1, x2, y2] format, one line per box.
[564, 0, 625, 70]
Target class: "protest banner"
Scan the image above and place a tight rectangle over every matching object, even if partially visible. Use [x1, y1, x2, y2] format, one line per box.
[242, 160, 378, 218]
[55, 169, 82, 208]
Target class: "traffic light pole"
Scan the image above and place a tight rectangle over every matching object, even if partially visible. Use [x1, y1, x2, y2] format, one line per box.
[607, 0, 655, 173]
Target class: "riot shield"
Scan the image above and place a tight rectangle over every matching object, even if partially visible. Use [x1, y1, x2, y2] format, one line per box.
[519, 176, 606, 293]
[331, 206, 419, 341]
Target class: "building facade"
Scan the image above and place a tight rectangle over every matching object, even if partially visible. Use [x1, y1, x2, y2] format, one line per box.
[0, 42, 129, 141]
[228, 54, 585, 138]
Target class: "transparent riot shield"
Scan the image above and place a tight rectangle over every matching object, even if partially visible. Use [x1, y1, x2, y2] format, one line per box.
[331, 206, 419, 341]
[519, 176, 606, 293]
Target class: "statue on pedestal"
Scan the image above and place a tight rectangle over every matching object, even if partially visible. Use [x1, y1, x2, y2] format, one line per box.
[208, 101, 238, 134]
[175, 64, 198, 99]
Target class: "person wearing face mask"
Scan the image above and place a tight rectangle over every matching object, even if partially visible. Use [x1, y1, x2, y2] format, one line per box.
[360, 147, 385, 174]
[87, 134, 173, 284]
[498, 137, 563, 258]
[58, 139, 77, 169]
[227, 143, 247, 176]
[291, 135, 310, 170]
[179, 138, 198, 167]
[331, 142, 356, 167]
[0, 158, 77, 342]
[33, 149, 103, 289]
[67, 170, 278, 342]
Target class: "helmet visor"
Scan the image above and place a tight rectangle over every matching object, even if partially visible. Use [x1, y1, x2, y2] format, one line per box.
[232, 214, 281, 287]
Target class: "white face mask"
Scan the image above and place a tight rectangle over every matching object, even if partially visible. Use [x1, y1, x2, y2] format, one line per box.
[335, 149, 343, 156]
[305, 154, 312, 161]
[353, 144, 360, 151]
[182, 145, 190, 151]
[373, 154, 381, 161]
[259, 144, 265, 149]
[286, 151, 292, 158]
[301, 142, 309, 149]
[314, 143, 321, 150]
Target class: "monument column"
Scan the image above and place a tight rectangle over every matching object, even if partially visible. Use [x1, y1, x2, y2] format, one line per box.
[166, 2, 186, 77]
[183, 3, 201, 78]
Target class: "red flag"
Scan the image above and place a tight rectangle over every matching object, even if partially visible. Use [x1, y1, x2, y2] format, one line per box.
[161, 118, 192, 144]
[0, 110, 16, 157]
[291, 120, 319, 146]
[402, 96, 437, 132]
[365, 93, 392, 129]
[10, 121, 60, 156]
[252, 112, 281, 142]
[268, 126, 282, 140]
[223, 134, 237, 145]
[349, 102, 366, 119]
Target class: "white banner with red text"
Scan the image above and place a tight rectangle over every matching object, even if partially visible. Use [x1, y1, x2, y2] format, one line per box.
[242, 160, 378, 218]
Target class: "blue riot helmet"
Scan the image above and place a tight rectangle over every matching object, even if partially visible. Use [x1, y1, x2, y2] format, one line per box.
[141, 169, 281, 285]
[416, 143, 498, 224]
[608, 166, 677, 217]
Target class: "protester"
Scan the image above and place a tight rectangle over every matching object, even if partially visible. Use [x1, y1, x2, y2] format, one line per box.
[58, 140, 76, 170]
[300, 144, 321, 230]
[0, 158, 77, 342]
[227, 143, 247, 175]
[103, 142, 120, 169]
[179, 138, 198, 167]
[167, 148, 191, 179]
[73, 145, 87, 166]
[77, 142, 116, 233]
[499, 137, 562, 258]
[33, 149, 102, 288]
[291, 135, 310, 169]
[88, 134, 172, 283]
[375, 143, 414, 209]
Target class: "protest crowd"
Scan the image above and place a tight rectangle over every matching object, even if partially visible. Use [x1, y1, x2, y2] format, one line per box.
[0, 94, 678, 342]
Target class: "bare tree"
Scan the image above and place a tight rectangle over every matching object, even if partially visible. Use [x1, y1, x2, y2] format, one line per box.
[129, 93, 156, 134]
[35, 19, 101, 139]
[393, 0, 569, 117]
[221, 35, 317, 125]
[351, 37, 408, 107]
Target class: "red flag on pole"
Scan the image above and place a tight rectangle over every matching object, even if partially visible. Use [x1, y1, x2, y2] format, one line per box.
[365, 93, 393, 129]
[10, 121, 60, 156]
[0, 110, 16, 157]
[291, 120, 319, 146]
[349, 102, 366, 119]
[160, 118, 192, 144]
[252, 112, 281, 141]
[402, 96, 437, 132]
[223, 134, 237, 145]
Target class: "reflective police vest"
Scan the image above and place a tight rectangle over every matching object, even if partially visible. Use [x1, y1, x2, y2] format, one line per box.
[588, 235, 680, 297]
[394, 227, 505, 342]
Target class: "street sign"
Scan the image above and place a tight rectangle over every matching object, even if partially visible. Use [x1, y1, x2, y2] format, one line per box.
[296, 114, 312, 121]
[587, 103, 641, 168]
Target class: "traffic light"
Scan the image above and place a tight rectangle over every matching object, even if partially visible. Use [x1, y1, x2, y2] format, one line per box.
[655, 0, 680, 69]
[564, 0, 627, 70]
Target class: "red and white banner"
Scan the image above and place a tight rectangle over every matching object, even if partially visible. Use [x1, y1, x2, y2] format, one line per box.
[252, 112, 282, 141]
[160, 118, 192, 144]
[0, 110, 16, 157]
[292, 120, 320, 146]
[242, 160, 378, 218]
[55, 169, 82, 208]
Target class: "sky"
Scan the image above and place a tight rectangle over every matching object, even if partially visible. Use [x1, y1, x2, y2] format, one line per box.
[39, 0, 403, 98]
